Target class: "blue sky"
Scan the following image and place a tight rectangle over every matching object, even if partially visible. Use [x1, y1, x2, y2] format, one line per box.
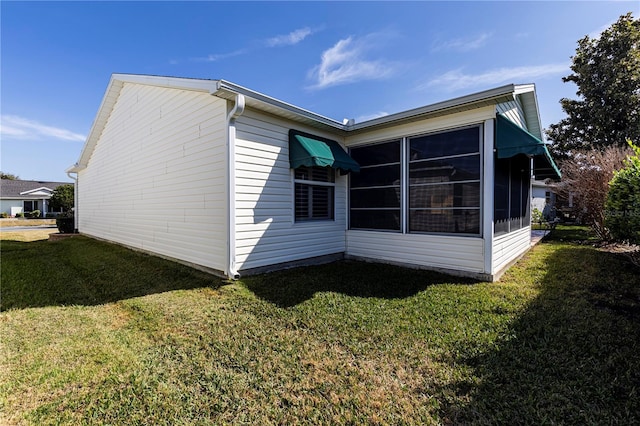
[2, 1, 638, 182]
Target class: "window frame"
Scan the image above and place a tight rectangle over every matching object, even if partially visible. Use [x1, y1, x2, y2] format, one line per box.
[347, 124, 484, 237]
[407, 125, 483, 236]
[293, 166, 336, 222]
[348, 139, 403, 232]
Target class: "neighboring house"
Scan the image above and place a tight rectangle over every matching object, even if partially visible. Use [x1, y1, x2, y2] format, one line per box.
[0, 179, 70, 217]
[67, 74, 561, 281]
[531, 180, 556, 214]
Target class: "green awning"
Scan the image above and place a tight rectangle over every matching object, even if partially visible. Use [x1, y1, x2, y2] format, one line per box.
[496, 114, 561, 179]
[289, 129, 360, 173]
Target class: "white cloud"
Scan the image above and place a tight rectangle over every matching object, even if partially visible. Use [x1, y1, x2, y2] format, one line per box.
[0, 115, 85, 142]
[190, 49, 247, 62]
[308, 35, 395, 89]
[266, 27, 313, 47]
[423, 63, 570, 92]
[432, 32, 492, 52]
[354, 111, 389, 123]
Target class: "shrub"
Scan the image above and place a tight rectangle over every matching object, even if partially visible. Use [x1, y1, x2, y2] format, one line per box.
[56, 214, 75, 234]
[556, 145, 632, 240]
[45, 212, 58, 218]
[1, 212, 8, 218]
[28, 210, 41, 219]
[531, 208, 543, 225]
[15, 212, 24, 218]
[606, 142, 640, 243]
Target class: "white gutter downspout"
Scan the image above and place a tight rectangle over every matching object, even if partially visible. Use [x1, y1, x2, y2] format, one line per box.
[66, 168, 79, 232]
[224, 94, 245, 279]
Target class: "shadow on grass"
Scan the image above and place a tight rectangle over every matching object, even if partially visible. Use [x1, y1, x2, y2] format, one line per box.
[440, 240, 640, 424]
[241, 260, 477, 308]
[1, 236, 222, 311]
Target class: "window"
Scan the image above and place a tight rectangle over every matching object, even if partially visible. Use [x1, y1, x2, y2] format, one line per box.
[348, 126, 484, 236]
[23, 200, 37, 212]
[408, 126, 481, 234]
[349, 140, 401, 231]
[294, 166, 335, 221]
[494, 154, 531, 235]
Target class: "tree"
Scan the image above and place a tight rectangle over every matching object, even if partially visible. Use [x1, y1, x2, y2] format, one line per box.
[0, 172, 20, 180]
[49, 184, 74, 212]
[555, 145, 632, 240]
[546, 13, 640, 157]
[606, 141, 640, 243]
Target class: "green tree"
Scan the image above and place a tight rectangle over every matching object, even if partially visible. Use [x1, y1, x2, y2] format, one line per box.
[546, 13, 640, 156]
[49, 184, 74, 212]
[0, 172, 20, 180]
[606, 141, 640, 243]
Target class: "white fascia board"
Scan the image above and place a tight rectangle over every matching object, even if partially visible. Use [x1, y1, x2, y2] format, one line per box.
[112, 73, 218, 93]
[213, 80, 345, 131]
[519, 92, 544, 141]
[20, 187, 54, 195]
[348, 84, 519, 131]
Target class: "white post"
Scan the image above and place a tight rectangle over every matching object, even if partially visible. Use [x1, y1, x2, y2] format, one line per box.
[483, 119, 495, 277]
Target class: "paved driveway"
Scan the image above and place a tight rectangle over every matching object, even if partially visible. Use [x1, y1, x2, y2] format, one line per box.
[0, 225, 57, 232]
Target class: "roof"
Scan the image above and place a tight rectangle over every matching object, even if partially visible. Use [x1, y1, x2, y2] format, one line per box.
[0, 179, 71, 199]
[68, 73, 546, 172]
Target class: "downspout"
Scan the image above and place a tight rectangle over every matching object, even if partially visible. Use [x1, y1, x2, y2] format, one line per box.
[225, 94, 245, 279]
[66, 169, 79, 232]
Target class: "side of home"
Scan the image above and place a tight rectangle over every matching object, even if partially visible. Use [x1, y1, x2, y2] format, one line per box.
[69, 74, 560, 281]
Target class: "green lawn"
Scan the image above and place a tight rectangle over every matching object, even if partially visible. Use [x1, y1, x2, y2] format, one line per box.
[1, 228, 639, 425]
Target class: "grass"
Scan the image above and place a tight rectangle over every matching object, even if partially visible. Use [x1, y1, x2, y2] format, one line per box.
[0, 219, 56, 228]
[0, 229, 57, 242]
[1, 228, 639, 424]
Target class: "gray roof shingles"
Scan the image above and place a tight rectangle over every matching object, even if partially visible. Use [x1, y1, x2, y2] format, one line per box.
[0, 179, 71, 199]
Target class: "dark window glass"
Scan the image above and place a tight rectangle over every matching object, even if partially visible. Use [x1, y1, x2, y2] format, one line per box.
[350, 140, 401, 166]
[351, 188, 401, 209]
[295, 167, 335, 221]
[350, 209, 401, 231]
[409, 155, 480, 184]
[409, 127, 480, 161]
[351, 164, 401, 188]
[409, 182, 480, 209]
[349, 141, 402, 231]
[494, 155, 531, 234]
[409, 209, 480, 234]
[408, 126, 481, 234]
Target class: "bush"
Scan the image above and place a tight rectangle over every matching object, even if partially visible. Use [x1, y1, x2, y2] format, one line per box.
[45, 212, 59, 218]
[15, 212, 24, 218]
[606, 142, 640, 243]
[1, 212, 8, 218]
[28, 210, 41, 219]
[532, 208, 543, 225]
[556, 145, 632, 240]
[56, 215, 75, 234]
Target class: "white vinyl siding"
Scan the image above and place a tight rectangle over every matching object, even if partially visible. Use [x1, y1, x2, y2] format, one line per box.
[496, 99, 526, 128]
[492, 226, 531, 274]
[77, 83, 228, 272]
[234, 109, 347, 271]
[347, 231, 485, 273]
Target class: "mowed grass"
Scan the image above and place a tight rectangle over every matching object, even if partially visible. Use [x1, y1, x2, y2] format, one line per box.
[1, 228, 639, 425]
[0, 229, 57, 242]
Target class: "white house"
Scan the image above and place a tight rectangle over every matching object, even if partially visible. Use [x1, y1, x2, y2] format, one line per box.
[0, 180, 70, 217]
[531, 180, 557, 214]
[67, 74, 560, 281]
